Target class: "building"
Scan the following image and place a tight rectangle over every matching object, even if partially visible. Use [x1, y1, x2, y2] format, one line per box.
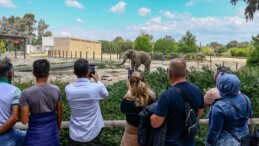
[53, 37, 102, 56]
[42, 37, 54, 52]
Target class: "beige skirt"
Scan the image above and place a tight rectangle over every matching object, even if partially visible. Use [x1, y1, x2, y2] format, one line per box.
[120, 122, 139, 146]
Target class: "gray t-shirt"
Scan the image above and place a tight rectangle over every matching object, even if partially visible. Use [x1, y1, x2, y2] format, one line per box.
[19, 84, 61, 114]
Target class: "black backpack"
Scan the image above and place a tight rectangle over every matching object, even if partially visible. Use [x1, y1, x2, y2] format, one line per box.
[175, 87, 200, 138]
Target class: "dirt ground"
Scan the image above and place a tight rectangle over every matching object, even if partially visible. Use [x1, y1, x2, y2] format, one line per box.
[6, 54, 246, 86]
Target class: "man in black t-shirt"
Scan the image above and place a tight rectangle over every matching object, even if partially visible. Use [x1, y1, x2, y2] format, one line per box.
[150, 58, 204, 146]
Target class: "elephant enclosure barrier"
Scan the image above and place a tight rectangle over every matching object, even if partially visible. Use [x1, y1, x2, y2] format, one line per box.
[47, 50, 247, 71]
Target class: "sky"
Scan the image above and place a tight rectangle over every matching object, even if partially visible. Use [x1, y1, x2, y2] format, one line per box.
[0, 0, 259, 44]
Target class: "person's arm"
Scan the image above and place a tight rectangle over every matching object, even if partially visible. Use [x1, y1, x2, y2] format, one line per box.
[0, 105, 19, 134]
[21, 106, 29, 125]
[205, 105, 224, 145]
[150, 93, 168, 128]
[150, 114, 165, 128]
[56, 101, 62, 131]
[198, 108, 204, 118]
[92, 72, 109, 99]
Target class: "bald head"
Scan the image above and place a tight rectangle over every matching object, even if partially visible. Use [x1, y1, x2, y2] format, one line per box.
[169, 58, 186, 77]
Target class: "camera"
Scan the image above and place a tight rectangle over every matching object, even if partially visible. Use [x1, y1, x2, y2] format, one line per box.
[89, 64, 95, 77]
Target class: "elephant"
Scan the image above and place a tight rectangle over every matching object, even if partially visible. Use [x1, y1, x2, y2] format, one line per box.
[120, 49, 151, 71]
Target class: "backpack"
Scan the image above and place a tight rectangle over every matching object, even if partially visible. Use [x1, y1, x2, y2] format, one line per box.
[175, 87, 200, 138]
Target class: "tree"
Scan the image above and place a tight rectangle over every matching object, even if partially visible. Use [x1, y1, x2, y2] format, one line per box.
[247, 34, 259, 66]
[134, 33, 153, 52]
[22, 13, 37, 37]
[178, 31, 198, 53]
[37, 19, 50, 45]
[209, 42, 223, 49]
[0, 41, 6, 55]
[113, 36, 124, 43]
[231, 0, 259, 21]
[226, 40, 239, 48]
[154, 35, 177, 53]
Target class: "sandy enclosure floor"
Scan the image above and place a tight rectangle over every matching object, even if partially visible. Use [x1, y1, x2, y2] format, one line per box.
[10, 55, 246, 86]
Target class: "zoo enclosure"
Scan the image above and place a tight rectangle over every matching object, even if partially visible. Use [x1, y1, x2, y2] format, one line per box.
[48, 50, 246, 71]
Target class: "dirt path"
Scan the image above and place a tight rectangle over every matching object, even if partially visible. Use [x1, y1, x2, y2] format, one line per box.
[10, 55, 246, 86]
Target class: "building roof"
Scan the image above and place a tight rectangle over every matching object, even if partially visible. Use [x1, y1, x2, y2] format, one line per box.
[54, 37, 101, 44]
[0, 34, 27, 40]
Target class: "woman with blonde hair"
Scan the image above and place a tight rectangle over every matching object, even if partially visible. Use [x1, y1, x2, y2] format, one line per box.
[120, 71, 156, 146]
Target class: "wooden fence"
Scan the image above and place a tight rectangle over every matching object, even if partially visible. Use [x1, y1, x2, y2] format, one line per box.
[14, 118, 259, 129]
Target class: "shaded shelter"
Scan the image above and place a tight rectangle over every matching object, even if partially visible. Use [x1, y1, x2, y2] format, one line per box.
[0, 34, 27, 59]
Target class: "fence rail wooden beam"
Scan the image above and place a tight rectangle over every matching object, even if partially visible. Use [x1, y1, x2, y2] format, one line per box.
[14, 118, 259, 129]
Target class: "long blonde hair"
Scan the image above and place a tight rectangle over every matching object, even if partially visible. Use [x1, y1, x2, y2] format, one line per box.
[125, 71, 156, 107]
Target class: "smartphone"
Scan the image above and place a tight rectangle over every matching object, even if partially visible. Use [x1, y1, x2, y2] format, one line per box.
[128, 70, 134, 79]
[89, 64, 95, 77]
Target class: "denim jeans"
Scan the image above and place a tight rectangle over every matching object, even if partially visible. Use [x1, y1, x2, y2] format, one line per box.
[0, 129, 26, 146]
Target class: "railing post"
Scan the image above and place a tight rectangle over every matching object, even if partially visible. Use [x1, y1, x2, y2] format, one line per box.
[80, 51, 82, 58]
[236, 62, 238, 70]
[86, 51, 88, 59]
[71, 51, 72, 59]
[63, 50, 64, 58]
[75, 51, 77, 59]
[110, 52, 111, 61]
[101, 53, 103, 60]
[93, 51, 95, 60]
[55, 50, 57, 58]
[66, 51, 68, 59]
[58, 50, 60, 58]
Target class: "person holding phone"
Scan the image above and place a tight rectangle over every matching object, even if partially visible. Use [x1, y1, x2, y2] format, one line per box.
[65, 58, 109, 146]
[120, 71, 156, 146]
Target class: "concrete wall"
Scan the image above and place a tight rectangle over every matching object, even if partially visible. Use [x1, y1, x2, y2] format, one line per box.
[53, 37, 101, 57]
[42, 37, 54, 52]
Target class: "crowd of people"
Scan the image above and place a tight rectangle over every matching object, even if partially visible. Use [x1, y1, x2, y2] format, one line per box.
[0, 57, 253, 146]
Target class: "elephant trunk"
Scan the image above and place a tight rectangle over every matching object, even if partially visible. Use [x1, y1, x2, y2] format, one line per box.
[121, 59, 127, 65]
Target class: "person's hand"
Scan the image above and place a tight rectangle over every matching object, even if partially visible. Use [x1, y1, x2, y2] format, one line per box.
[91, 71, 99, 82]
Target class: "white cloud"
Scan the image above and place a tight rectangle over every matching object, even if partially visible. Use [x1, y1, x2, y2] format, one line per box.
[186, 0, 214, 6]
[159, 10, 176, 19]
[186, 0, 196, 6]
[110, 1, 127, 14]
[138, 7, 151, 16]
[65, 0, 84, 9]
[52, 12, 259, 45]
[0, 0, 15, 8]
[75, 18, 84, 23]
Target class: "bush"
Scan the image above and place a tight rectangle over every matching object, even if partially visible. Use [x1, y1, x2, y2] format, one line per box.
[229, 48, 249, 57]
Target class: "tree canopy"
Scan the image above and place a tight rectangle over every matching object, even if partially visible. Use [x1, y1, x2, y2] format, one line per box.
[0, 13, 52, 45]
[247, 34, 259, 65]
[154, 35, 177, 53]
[178, 31, 198, 53]
[231, 0, 259, 21]
[134, 33, 153, 52]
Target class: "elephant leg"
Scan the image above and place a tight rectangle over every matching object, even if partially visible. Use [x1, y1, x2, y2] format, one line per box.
[135, 64, 141, 71]
[145, 63, 150, 71]
[131, 62, 135, 70]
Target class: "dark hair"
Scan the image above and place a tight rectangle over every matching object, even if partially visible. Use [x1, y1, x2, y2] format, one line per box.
[33, 59, 50, 78]
[216, 66, 229, 76]
[0, 59, 13, 77]
[74, 58, 89, 78]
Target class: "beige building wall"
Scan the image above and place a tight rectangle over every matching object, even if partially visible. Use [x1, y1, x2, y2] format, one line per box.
[53, 37, 101, 57]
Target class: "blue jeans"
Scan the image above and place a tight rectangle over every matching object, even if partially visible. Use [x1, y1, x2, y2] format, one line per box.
[0, 129, 26, 146]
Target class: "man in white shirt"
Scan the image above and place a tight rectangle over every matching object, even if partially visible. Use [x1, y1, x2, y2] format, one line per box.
[0, 59, 26, 146]
[65, 58, 109, 146]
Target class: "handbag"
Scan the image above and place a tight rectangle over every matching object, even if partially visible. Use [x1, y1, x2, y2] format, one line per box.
[220, 94, 257, 146]
[250, 119, 259, 146]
